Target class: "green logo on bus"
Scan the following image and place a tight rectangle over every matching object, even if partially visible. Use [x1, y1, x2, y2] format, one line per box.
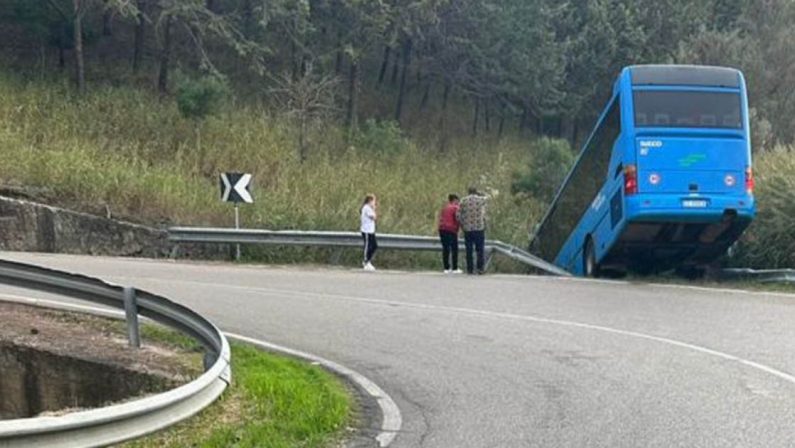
[678, 153, 707, 168]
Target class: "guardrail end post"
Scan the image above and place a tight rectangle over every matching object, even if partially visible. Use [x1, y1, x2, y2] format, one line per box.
[169, 244, 181, 259]
[484, 248, 495, 272]
[123, 286, 141, 349]
[328, 248, 344, 265]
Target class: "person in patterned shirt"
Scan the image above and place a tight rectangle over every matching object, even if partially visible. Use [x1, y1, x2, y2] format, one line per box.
[456, 186, 488, 274]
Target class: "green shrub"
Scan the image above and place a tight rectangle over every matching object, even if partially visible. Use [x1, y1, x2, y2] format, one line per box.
[352, 119, 412, 154]
[176, 73, 230, 121]
[511, 138, 574, 203]
[731, 147, 795, 268]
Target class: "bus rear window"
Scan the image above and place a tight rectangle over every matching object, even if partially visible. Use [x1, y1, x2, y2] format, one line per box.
[633, 91, 742, 129]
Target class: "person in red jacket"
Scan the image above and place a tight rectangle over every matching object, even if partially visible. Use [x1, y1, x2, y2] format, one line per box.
[438, 194, 462, 274]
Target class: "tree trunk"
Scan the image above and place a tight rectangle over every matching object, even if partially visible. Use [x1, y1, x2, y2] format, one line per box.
[498, 103, 506, 138]
[561, 117, 575, 146]
[484, 99, 491, 133]
[346, 58, 359, 133]
[242, 0, 254, 37]
[441, 81, 451, 113]
[73, 0, 86, 94]
[299, 31, 308, 78]
[335, 31, 343, 75]
[291, 41, 298, 80]
[132, 0, 146, 74]
[394, 38, 412, 123]
[419, 80, 431, 111]
[472, 98, 480, 137]
[102, 0, 113, 36]
[390, 49, 400, 85]
[438, 80, 451, 152]
[377, 45, 391, 87]
[157, 15, 173, 95]
[195, 124, 203, 174]
[58, 46, 66, 70]
[299, 115, 308, 162]
[519, 106, 528, 132]
[38, 40, 47, 75]
[58, 22, 69, 69]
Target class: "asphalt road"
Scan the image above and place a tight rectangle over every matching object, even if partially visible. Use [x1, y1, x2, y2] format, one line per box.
[2, 252, 795, 448]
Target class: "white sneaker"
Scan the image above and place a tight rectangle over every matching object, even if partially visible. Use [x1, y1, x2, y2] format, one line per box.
[444, 269, 452, 274]
[452, 269, 463, 274]
[364, 262, 376, 271]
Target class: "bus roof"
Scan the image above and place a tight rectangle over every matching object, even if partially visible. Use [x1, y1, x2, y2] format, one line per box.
[628, 65, 741, 88]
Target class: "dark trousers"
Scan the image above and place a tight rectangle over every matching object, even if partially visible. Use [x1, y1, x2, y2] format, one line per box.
[439, 230, 459, 270]
[362, 233, 377, 263]
[464, 230, 485, 273]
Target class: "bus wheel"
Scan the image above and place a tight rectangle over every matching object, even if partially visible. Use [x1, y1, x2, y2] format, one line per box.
[584, 239, 600, 278]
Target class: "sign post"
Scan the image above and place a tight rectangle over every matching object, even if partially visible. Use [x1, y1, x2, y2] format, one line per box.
[219, 172, 254, 261]
[234, 202, 241, 260]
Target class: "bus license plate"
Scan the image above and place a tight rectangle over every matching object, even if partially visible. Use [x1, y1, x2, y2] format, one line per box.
[682, 199, 708, 208]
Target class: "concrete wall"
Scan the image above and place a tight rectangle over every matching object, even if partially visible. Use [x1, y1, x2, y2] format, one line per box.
[0, 196, 169, 257]
[0, 342, 173, 418]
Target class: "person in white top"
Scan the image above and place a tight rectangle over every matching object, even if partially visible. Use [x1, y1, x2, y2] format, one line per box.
[360, 194, 378, 271]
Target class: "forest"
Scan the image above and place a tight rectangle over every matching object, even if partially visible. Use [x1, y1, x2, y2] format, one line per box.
[3, 0, 794, 148]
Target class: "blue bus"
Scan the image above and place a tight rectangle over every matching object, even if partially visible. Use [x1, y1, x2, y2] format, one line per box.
[530, 65, 755, 277]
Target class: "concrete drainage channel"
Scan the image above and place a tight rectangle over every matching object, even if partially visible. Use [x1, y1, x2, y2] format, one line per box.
[0, 259, 231, 447]
[0, 339, 177, 420]
[0, 260, 402, 448]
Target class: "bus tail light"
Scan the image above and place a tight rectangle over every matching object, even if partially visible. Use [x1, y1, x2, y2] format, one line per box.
[745, 167, 755, 194]
[624, 164, 639, 195]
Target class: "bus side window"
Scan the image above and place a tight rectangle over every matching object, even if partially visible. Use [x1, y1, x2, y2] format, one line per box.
[701, 115, 717, 126]
[636, 113, 648, 126]
[723, 114, 738, 127]
[654, 114, 670, 126]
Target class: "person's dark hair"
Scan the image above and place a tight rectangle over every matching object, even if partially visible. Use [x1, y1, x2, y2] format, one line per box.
[448, 194, 459, 202]
[467, 186, 478, 195]
[362, 194, 376, 206]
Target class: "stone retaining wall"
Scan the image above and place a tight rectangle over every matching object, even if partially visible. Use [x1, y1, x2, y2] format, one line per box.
[0, 196, 168, 257]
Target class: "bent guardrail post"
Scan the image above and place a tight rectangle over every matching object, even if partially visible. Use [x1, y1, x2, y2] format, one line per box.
[483, 247, 495, 272]
[721, 268, 795, 283]
[123, 286, 141, 348]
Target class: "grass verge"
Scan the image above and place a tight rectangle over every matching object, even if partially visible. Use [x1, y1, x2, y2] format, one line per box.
[0, 70, 542, 258]
[121, 340, 353, 448]
[30, 299, 355, 447]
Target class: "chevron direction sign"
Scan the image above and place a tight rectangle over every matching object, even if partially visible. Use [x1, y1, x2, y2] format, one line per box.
[219, 172, 253, 204]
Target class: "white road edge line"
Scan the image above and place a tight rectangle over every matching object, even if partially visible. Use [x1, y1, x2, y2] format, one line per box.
[0, 294, 402, 448]
[225, 333, 402, 447]
[522, 273, 795, 299]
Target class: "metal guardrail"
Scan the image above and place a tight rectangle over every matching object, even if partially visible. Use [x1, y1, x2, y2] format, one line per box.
[168, 227, 571, 277]
[0, 259, 231, 448]
[720, 268, 795, 283]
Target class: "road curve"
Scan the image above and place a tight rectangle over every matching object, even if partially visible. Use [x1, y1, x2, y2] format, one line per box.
[2, 252, 795, 448]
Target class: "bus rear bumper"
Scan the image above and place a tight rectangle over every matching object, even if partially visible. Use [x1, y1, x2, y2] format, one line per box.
[602, 194, 755, 271]
[626, 194, 755, 222]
